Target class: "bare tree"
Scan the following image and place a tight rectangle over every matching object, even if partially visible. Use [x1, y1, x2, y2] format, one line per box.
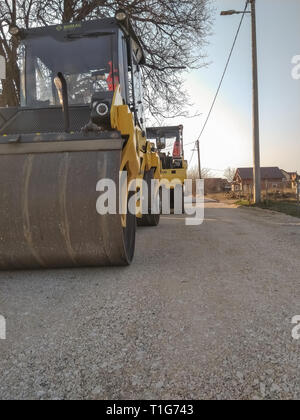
[0, 0, 18, 106]
[188, 166, 214, 180]
[0, 0, 211, 116]
[224, 167, 236, 183]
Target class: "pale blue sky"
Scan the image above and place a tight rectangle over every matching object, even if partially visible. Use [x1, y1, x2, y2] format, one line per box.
[163, 0, 300, 175]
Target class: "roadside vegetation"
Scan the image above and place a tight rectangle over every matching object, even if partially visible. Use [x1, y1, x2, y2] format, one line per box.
[257, 200, 300, 218]
[204, 189, 300, 219]
[236, 197, 300, 219]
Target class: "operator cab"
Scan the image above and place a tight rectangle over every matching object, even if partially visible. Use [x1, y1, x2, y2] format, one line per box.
[6, 17, 146, 134]
[146, 125, 185, 170]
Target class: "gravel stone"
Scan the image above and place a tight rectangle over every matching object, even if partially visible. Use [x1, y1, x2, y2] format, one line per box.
[0, 202, 300, 400]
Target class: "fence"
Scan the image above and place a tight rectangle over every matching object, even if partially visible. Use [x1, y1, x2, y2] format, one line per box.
[243, 180, 299, 216]
[229, 180, 300, 216]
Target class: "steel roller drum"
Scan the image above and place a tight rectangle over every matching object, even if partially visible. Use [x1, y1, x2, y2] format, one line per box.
[0, 136, 136, 269]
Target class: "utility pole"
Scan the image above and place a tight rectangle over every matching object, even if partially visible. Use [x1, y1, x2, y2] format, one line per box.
[250, 0, 261, 203]
[297, 178, 300, 217]
[196, 140, 202, 179]
[221, 0, 261, 203]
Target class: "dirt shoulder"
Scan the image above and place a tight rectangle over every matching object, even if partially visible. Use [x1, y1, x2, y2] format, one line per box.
[205, 192, 237, 206]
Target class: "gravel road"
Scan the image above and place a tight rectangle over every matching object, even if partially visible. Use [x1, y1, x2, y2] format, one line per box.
[0, 201, 300, 400]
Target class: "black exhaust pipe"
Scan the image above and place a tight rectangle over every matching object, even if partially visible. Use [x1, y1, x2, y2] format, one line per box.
[54, 72, 70, 133]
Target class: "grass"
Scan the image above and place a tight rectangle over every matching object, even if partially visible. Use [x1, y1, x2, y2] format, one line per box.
[236, 199, 300, 218]
[258, 200, 300, 218]
[235, 199, 253, 206]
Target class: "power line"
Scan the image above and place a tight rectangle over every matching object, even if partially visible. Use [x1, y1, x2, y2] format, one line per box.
[188, 0, 250, 166]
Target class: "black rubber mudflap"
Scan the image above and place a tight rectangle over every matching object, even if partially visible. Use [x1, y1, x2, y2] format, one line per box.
[0, 149, 135, 269]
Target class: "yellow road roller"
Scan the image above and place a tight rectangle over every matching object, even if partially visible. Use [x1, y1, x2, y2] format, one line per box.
[0, 13, 161, 269]
[146, 125, 187, 212]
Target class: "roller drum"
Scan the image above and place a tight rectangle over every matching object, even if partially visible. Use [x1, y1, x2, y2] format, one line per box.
[0, 148, 135, 269]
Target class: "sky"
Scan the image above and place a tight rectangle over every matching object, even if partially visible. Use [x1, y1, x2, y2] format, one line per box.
[162, 0, 300, 176]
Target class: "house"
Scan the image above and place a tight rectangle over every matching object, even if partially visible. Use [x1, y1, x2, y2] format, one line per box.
[291, 173, 299, 189]
[232, 167, 285, 194]
[281, 170, 299, 190]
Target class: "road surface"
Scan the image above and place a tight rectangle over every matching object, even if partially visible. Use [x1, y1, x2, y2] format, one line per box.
[0, 201, 300, 400]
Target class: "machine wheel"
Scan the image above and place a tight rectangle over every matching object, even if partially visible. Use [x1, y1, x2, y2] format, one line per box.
[170, 186, 185, 214]
[123, 192, 136, 263]
[170, 188, 174, 212]
[137, 168, 161, 227]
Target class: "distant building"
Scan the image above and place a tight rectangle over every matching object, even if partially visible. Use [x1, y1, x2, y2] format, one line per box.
[204, 178, 230, 194]
[281, 169, 299, 190]
[232, 167, 285, 193]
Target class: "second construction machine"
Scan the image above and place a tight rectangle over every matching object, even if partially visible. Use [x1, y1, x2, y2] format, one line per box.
[146, 125, 187, 212]
[0, 13, 161, 269]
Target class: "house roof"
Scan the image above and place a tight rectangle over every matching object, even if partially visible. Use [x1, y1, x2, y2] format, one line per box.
[280, 169, 299, 179]
[236, 167, 284, 180]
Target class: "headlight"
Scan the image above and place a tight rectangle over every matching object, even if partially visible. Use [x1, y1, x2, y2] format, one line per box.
[90, 93, 112, 128]
[95, 103, 109, 116]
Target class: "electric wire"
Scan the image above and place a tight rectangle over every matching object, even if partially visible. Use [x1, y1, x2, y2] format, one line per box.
[188, 0, 250, 167]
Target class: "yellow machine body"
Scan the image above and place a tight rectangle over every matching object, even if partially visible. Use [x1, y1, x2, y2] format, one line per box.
[0, 17, 162, 269]
[160, 161, 188, 190]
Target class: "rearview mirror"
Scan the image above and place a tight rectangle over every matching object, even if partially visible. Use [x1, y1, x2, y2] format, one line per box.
[0, 56, 6, 80]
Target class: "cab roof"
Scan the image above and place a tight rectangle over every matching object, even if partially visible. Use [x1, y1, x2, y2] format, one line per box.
[21, 17, 146, 64]
[146, 126, 183, 140]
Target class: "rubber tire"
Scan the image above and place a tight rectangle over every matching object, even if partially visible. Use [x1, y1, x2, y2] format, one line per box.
[137, 169, 161, 227]
[170, 186, 185, 215]
[123, 191, 137, 264]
